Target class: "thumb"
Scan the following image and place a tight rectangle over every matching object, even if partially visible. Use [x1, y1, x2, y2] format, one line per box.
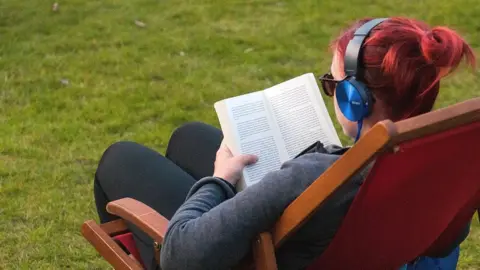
[235, 154, 258, 165]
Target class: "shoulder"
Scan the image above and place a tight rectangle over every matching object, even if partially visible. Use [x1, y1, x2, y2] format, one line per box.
[281, 152, 341, 178]
[231, 152, 345, 224]
[255, 152, 342, 197]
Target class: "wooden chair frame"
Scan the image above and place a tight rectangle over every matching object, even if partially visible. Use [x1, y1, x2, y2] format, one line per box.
[82, 98, 480, 270]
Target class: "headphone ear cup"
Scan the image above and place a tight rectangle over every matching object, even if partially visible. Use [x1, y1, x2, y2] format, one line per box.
[349, 79, 374, 116]
[336, 79, 372, 122]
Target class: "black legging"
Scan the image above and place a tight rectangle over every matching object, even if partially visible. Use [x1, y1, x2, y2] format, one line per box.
[94, 122, 223, 270]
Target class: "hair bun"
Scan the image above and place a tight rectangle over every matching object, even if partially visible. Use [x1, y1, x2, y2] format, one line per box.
[420, 26, 471, 70]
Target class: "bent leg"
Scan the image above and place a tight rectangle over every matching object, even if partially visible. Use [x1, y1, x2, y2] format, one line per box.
[94, 141, 196, 270]
[166, 122, 223, 180]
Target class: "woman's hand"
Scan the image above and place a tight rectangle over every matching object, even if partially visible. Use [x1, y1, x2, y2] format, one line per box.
[213, 143, 258, 185]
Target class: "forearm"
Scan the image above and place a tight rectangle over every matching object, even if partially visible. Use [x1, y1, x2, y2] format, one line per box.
[160, 176, 291, 270]
[160, 177, 251, 270]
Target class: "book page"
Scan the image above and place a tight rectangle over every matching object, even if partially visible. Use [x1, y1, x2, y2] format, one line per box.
[222, 91, 289, 187]
[264, 73, 342, 159]
[214, 73, 341, 190]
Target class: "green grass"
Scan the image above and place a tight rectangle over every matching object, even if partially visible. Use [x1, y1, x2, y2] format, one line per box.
[0, 0, 479, 268]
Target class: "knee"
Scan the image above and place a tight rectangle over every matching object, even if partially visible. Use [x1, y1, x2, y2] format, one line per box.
[96, 141, 139, 179]
[168, 122, 221, 152]
[171, 122, 209, 138]
[99, 141, 137, 162]
[170, 121, 222, 141]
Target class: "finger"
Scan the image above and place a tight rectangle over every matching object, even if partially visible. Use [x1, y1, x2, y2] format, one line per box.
[235, 154, 258, 165]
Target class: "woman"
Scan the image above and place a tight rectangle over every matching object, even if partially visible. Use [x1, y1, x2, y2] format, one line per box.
[94, 17, 475, 270]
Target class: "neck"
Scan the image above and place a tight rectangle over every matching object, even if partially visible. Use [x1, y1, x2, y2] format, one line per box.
[354, 121, 373, 142]
[354, 107, 388, 141]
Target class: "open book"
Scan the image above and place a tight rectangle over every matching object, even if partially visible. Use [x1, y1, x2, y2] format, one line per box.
[214, 73, 342, 191]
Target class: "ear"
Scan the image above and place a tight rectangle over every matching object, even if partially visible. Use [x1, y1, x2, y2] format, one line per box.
[331, 50, 346, 80]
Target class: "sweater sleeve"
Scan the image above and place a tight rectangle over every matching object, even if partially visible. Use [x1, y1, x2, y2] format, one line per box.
[159, 153, 339, 270]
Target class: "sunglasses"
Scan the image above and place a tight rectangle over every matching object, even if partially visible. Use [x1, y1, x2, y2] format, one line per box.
[318, 73, 344, 97]
[318, 73, 377, 105]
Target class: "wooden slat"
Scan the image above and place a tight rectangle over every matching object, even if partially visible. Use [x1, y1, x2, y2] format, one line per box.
[271, 121, 397, 247]
[100, 219, 129, 235]
[253, 232, 277, 270]
[81, 220, 143, 270]
[107, 198, 169, 244]
[394, 97, 480, 144]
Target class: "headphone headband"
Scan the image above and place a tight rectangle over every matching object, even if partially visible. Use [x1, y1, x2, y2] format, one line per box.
[344, 18, 388, 77]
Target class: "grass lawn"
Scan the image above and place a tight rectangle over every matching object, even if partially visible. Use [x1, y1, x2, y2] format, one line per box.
[1, 0, 479, 268]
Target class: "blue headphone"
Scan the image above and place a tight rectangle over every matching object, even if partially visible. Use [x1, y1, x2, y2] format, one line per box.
[336, 18, 387, 142]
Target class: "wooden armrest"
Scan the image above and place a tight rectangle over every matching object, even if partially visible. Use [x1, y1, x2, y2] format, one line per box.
[82, 220, 143, 270]
[106, 198, 169, 244]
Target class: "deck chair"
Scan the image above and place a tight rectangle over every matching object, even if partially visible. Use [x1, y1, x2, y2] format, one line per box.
[82, 97, 480, 270]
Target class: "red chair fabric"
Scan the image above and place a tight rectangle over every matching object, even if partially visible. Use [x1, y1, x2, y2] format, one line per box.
[308, 121, 480, 270]
[113, 232, 145, 268]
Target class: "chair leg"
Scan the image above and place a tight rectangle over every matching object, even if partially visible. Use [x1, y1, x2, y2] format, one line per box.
[82, 220, 144, 270]
[253, 232, 278, 270]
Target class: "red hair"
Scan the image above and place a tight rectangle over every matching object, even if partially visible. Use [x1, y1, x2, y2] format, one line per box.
[333, 17, 476, 121]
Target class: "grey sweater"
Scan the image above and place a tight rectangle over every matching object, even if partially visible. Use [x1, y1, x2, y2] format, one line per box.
[160, 144, 366, 270]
